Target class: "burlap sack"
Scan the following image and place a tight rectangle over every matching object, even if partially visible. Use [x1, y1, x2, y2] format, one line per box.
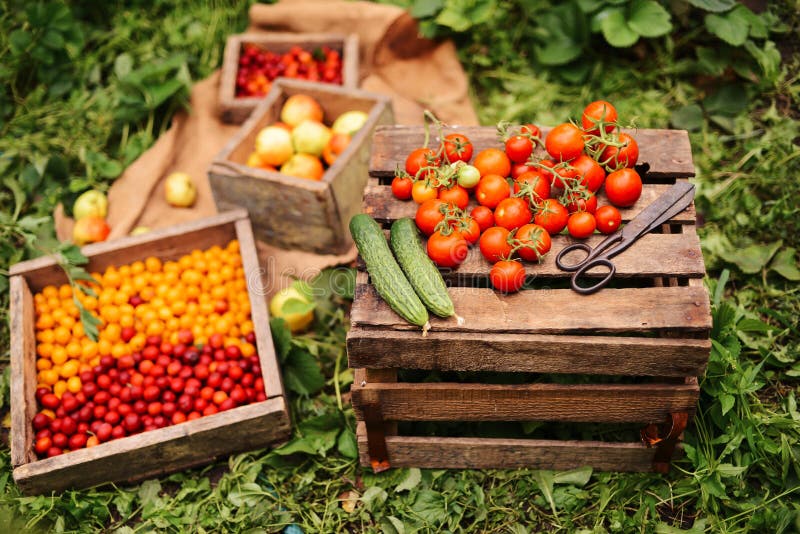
[55, 0, 478, 297]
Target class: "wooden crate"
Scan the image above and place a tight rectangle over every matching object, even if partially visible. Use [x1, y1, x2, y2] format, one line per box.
[209, 78, 393, 254]
[8, 210, 291, 494]
[219, 32, 359, 124]
[347, 126, 711, 473]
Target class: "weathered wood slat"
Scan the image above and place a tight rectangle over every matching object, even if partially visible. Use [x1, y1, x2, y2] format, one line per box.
[13, 398, 291, 494]
[9, 276, 38, 467]
[358, 231, 704, 280]
[368, 126, 695, 179]
[352, 282, 712, 334]
[363, 182, 696, 224]
[351, 382, 699, 423]
[347, 328, 710, 377]
[355, 423, 671, 472]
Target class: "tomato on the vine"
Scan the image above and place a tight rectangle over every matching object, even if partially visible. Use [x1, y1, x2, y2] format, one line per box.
[514, 171, 550, 203]
[565, 192, 598, 214]
[582, 100, 618, 135]
[411, 180, 439, 204]
[405, 147, 439, 177]
[515, 223, 552, 262]
[391, 176, 413, 200]
[534, 199, 569, 235]
[438, 185, 469, 210]
[490, 260, 526, 293]
[505, 135, 533, 164]
[457, 164, 481, 189]
[595, 205, 622, 234]
[604, 168, 642, 207]
[474, 148, 511, 177]
[570, 154, 606, 192]
[453, 217, 481, 244]
[511, 163, 537, 180]
[475, 174, 510, 208]
[442, 133, 473, 163]
[600, 133, 639, 170]
[494, 197, 532, 231]
[545, 123, 584, 162]
[521, 124, 541, 139]
[415, 199, 448, 236]
[470, 206, 494, 233]
[479, 226, 512, 263]
[427, 230, 468, 268]
[567, 212, 596, 239]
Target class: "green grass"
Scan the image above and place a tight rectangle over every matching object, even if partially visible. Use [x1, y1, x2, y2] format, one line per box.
[1, 1, 800, 532]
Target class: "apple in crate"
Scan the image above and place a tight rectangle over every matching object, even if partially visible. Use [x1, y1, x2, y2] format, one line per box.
[291, 120, 332, 157]
[255, 126, 293, 167]
[280, 94, 323, 128]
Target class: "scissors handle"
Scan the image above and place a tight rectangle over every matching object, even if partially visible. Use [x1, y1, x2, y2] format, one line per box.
[555, 242, 592, 272]
[570, 257, 616, 295]
[556, 233, 624, 273]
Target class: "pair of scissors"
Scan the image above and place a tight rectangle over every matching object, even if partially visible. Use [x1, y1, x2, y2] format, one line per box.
[555, 180, 695, 295]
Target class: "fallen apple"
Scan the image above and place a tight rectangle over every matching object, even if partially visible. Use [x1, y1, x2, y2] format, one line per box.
[280, 153, 324, 181]
[269, 283, 315, 333]
[280, 94, 324, 128]
[332, 110, 368, 136]
[73, 190, 108, 220]
[255, 126, 294, 166]
[291, 120, 331, 157]
[164, 172, 197, 207]
[73, 216, 110, 246]
[130, 226, 150, 236]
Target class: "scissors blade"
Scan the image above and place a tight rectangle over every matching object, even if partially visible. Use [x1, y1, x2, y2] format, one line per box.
[620, 181, 695, 241]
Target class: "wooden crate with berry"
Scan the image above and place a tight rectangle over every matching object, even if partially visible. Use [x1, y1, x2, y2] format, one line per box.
[209, 78, 393, 254]
[219, 32, 359, 124]
[9, 210, 290, 494]
[347, 104, 711, 473]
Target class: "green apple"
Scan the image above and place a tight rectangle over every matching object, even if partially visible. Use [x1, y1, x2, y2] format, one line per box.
[164, 172, 197, 208]
[73, 190, 108, 220]
[332, 110, 368, 136]
[269, 282, 315, 333]
[291, 120, 332, 157]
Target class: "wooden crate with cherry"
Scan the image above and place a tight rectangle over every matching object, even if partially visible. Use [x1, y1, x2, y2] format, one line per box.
[9, 210, 290, 494]
[347, 125, 711, 473]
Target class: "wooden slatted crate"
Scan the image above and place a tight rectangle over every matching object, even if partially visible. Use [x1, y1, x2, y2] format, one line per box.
[219, 32, 359, 124]
[347, 125, 711, 473]
[9, 210, 291, 494]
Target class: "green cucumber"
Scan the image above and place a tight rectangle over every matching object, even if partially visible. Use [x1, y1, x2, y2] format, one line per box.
[349, 214, 430, 330]
[390, 218, 456, 319]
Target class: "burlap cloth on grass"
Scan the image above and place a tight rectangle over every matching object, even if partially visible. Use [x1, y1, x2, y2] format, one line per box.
[55, 0, 478, 298]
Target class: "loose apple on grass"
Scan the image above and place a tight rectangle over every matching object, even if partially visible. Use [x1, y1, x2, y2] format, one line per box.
[247, 93, 368, 181]
[72, 190, 111, 246]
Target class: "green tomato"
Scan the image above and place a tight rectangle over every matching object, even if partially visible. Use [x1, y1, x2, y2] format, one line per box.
[457, 164, 481, 189]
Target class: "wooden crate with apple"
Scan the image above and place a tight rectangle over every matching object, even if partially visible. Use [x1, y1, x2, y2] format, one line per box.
[209, 78, 393, 255]
[347, 125, 712, 473]
[219, 32, 359, 124]
[9, 209, 291, 494]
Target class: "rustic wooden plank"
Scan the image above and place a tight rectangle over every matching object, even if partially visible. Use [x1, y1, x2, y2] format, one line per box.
[363, 182, 697, 225]
[347, 328, 710, 377]
[13, 397, 291, 494]
[9, 210, 246, 291]
[9, 276, 38, 467]
[352, 284, 712, 334]
[357, 231, 704, 280]
[353, 369, 398, 435]
[219, 33, 360, 124]
[351, 382, 699, 423]
[235, 218, 284, 399]
[210, 79, 393, 253]
[368, 126, 695, 179]
[355, 424, 671, 472]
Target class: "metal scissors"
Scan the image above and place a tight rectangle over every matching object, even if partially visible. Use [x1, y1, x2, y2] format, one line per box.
[555, 181, 695, 295]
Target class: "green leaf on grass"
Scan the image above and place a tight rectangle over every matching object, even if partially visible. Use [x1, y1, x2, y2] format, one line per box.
[411, 0, 443, 18]
[411, 489, 448, 525]
[716, 463, 747, 477]
[361, 486, 388, 512]
[718, 240, 781, 273]
[601, 9, 639, 48]
[9, 30, 32, 55]
[269, 318, 292, 361]
[553, 466, 592, 487]
[705, 7, 750, 47]
[627, 0, 672, 38]
[395, 468, 422, 492]
[687, 0, 736, 12]
[671, 104, 704, 131]
[703, 84, 748, 116]
[283, 346, 325, 395]
[337, 428, 358, 459]
[719, 393, 735, 415]
[769, 247, 800, 280]
[532, 470, 557, 516]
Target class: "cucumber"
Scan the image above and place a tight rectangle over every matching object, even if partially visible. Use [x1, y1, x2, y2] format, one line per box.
[390, 218, 456, 318]
[349, 214, 430, 330]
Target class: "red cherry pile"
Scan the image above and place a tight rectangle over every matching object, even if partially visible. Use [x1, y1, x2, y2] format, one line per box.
[236, 44, 343, 97]
[32, 330, 266, 459]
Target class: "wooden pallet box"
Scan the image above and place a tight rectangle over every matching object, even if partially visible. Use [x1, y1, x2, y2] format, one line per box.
[8, 210, 291, 494]
[347, 125, 711, 473]
[209, 78, 393, 254]
[219, 32, 359, 124]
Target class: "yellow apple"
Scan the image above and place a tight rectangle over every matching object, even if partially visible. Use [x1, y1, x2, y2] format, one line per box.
[269, 284, 314, 333]
[73, 190, 109, 220]
[164, 172, 197, 207]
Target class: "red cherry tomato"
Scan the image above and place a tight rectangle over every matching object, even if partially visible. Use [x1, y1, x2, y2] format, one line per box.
[427, 230, 468, 268]
[490, 260, 526, 293]
[604, 168, 642, 207]
[545, 123, 584, 162]
[494, 197, 532, 231]
[438, 184, 469, 210]
[475, 174, 510, 208]
[511, 163, 537, 180]
[470, 206, 495, 232]
[513, 171, 551, 204]
[582, 100, 618, 135]
[521, 123, 541, 139]
[567, 212, 597, 239]
[453, 217, 481, 244]
[415, 199, 448, 236]
[505, 135, 533, 164]
[565, 192, 598, 214]
[515, 224, 552, 262]
[391, 176, 413, 200]
[411, 180, 439, 204]
[570, 154, 606, 192]
[405, 147, 439, 177]
[534, 199, 569, 235]
[442, 133, 473, 163]
[595, 205, 622, 234]
[479, 226, 512, 263]
[474, 148, 511, 177]
[600, 133, 639, 170]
